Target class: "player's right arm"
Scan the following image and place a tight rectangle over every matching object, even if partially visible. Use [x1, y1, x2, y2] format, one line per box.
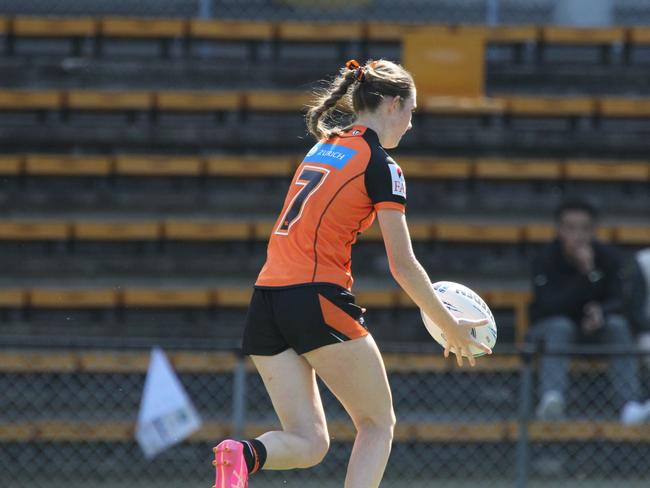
[377, 209, 492, 366]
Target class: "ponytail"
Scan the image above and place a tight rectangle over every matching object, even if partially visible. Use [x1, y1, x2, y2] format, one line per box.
[306, 69, 357, 141]
[305, 59, 415, 142]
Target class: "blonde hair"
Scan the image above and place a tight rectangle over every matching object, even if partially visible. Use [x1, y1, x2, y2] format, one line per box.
[306, 59, 415, 141]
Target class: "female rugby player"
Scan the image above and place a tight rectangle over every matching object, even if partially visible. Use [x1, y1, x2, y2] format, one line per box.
[213, 59, 492, 488]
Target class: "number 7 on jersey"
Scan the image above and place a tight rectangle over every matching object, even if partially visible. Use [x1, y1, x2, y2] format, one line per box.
[275, 165, 330, 235]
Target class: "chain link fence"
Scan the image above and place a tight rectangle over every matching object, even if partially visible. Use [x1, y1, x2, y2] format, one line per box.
[1, 345, 649, 488]
[0, 0, 536, 23]
[517, 348, 650, 488]
[3, 0, 650, 25]
[2, 0, 650, 25]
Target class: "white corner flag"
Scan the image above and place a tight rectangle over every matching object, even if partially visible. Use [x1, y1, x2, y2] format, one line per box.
[136, 347, 202, 459]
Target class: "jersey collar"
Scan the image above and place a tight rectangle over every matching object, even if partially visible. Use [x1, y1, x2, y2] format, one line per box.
[344, 125, 381, 147]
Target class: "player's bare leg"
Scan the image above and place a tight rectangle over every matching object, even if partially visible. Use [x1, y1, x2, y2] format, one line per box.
[304, 334, 395, 488]
[251, 349, 330, 469]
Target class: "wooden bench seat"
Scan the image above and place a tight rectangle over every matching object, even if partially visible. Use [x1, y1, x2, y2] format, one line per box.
[156, 91, 241, 111]
[627, 27, 650, 44]
[0, 221, 69, 240]
[8, 153, 650, 181]
[0, 155, 22, 175]
[434, 222, 523, 243]
[29, 288, 115, 308]
[0, 89, 61, 110]
[66, 90, 153, 110]
[13, 16, 97, 37]
[487, 25, 539, 43]
[524, 223, 555, 242]
[423, 96, 506, 115]
[596, 227, 615, 242]
[542, 26, 625, 44]
[100, 17, 186, 38]
[505, 96, 594, 116]
[0, 350, 77, 373]
[189, 19, 274, 41]
[354, 289, 398, 307]
[115, 155, 202, 176]
[564, 159, 649, 181]
[1, 418, 648, 442]
[214, 287, 253, 307]
[482, 289, 532, 342]
[164, 220, 252, 240]
[5, 18, 650, 55]
[598, 97, 650, 117]
[245, 90, 313, 111]
[615, 226, 650, 245]
[252, 220, 276, 240]
[25, 154, 112, 176]
[365, 22, 414, 42]
[475, 158, 562, 180]
[122, 288, 211, 307]
[205, 156, 294, 177]
[0, 219, 646, 247]
[0, 348, 621, 376]
[277, 21, 363, 41]
[0, 89, 648, 119]
[73, 221, 161, 240]
[399, 157, 472, 179]
[0, 289, 26, 307]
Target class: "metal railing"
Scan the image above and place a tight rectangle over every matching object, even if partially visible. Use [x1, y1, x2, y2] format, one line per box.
[1, 342, 649, 487]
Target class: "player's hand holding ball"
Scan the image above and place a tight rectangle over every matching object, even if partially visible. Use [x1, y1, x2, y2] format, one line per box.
[421, 281, 497, 367]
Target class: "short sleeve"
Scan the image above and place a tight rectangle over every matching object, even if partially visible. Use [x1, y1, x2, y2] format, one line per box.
[364, 153, 406, 212]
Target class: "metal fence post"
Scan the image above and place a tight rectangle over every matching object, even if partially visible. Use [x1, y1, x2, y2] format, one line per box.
[486, 0, 500, 25]
[231, 351, 247, 439]
[515, 348, 534, 488]
[197, 0, 213, 18]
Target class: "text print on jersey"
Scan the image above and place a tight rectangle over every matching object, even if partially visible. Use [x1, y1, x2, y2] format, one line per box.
[388, 163, 406, 198]
[275, 165, 330, 235]
[303, 143, 357, 169]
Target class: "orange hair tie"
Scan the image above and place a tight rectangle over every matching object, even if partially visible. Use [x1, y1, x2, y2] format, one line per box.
[345, 59, 360, 70]
[345, 59, 365, 82]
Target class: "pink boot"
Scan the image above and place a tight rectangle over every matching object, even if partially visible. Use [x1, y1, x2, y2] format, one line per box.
[212, 439, 249, 488]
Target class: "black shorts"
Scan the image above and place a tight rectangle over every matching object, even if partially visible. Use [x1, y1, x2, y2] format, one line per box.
[241, 284, 368, 356]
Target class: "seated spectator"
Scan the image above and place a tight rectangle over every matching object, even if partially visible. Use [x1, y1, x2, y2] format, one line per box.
[623, 248, 650, 369]
[528, 199, 650, 424]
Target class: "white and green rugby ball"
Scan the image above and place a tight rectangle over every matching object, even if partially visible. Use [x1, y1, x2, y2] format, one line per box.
[421, 281, 497, 357]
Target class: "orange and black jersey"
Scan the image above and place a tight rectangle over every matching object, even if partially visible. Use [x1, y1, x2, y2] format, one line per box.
[256, 125, 407, 291]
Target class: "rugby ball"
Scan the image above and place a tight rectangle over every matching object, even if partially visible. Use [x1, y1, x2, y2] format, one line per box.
[420, 281, 497, 357]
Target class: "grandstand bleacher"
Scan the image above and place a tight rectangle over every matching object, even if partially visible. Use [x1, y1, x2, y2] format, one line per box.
[2, 7, 650, 487]
[0, 13, 647, 354]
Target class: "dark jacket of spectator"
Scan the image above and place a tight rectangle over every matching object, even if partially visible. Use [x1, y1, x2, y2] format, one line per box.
[530, 239, 624, 325]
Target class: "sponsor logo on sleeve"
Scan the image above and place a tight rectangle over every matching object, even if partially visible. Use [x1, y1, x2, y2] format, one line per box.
[388, 163, 406, 198]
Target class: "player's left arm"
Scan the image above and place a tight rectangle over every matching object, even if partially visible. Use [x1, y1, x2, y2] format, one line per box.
[377, 209, 492, 366]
